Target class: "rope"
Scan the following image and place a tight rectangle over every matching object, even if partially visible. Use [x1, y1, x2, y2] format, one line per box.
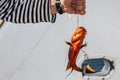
[7, 23, 51, 80]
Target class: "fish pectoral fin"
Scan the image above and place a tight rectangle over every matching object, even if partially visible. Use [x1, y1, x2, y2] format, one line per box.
[65, 41, 72, 46]
[66, 67, 73, 79]
[81, 42, 88, 48]
[66, 62, 72, 71]
[66, 67, 72, 71]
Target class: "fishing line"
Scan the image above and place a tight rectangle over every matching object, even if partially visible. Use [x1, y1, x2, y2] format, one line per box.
[81, 15, 88, 55]
[77, 15, 79, 27]
[80, 15, 85, 27]
[77, 15, 88, 58]
[7, 23, 51, 80]
[77, 15, 85, 27]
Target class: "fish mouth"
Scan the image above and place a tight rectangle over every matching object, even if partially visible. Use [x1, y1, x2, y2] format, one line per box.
[78, 26, 87, 31]
[71, 27, 87, 42]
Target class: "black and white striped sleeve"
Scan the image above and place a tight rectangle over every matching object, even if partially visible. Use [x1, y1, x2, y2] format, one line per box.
[0, 0, 56, 23]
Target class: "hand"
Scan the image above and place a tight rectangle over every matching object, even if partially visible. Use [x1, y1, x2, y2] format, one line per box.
[63, 0, 86, 15]
[50, 0, 86, 15]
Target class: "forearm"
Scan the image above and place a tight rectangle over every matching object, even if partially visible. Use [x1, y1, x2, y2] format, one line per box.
[3, 0, 57, 23]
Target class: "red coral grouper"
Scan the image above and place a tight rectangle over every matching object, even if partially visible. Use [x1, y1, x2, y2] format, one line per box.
[65, 27, 87, 77]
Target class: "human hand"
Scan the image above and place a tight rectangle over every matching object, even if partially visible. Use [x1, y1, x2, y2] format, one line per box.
[50, 0, 86, 15]
[63, 0, 86, 15]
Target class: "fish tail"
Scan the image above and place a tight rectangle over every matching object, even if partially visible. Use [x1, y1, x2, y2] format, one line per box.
[65, 62, 73, 78]
[66, 62, 72, 70]
[74, 66, 82, 72]
[65, 68, 73, 79]
[66, 66, 72, 71]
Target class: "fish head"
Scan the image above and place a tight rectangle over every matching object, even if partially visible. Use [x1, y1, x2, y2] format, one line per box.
[71, 27, 87, 42]
[76, 27, 87, 34]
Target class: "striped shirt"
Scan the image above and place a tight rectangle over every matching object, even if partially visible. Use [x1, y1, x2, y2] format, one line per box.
[0, 0, 56, 23]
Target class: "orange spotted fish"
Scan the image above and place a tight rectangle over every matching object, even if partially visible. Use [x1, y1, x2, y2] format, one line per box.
[65, 27, 87, 77]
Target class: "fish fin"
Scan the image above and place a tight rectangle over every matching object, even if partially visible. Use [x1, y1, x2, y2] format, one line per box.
[81, 42, 88, 48]
[66, 67, 72, 71]
[65, 41, 72, 46]
[66, 68, 73, 79]
[73, 66, 82, 72]
[65, 63, 73, 78]
[66, 62, 71, 71]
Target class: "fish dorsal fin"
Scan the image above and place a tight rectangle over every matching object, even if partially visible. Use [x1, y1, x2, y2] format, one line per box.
[65, 41, 72, 46]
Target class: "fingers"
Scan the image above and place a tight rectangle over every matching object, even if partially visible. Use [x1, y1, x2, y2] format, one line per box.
[64, 7, 86, 15]
[62, 0, 86, 15]
[74, 0, 86, 5]
[76, 5, 86, 15]
[76, 6, 86, 11]
[63, 0, 72, 7]
[64, 7, 76, 14]
[74, 0, 86, 15]
[76, 10, 86, 15]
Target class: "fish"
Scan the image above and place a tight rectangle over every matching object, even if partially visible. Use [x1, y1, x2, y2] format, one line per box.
[65, 27, 87, 77]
